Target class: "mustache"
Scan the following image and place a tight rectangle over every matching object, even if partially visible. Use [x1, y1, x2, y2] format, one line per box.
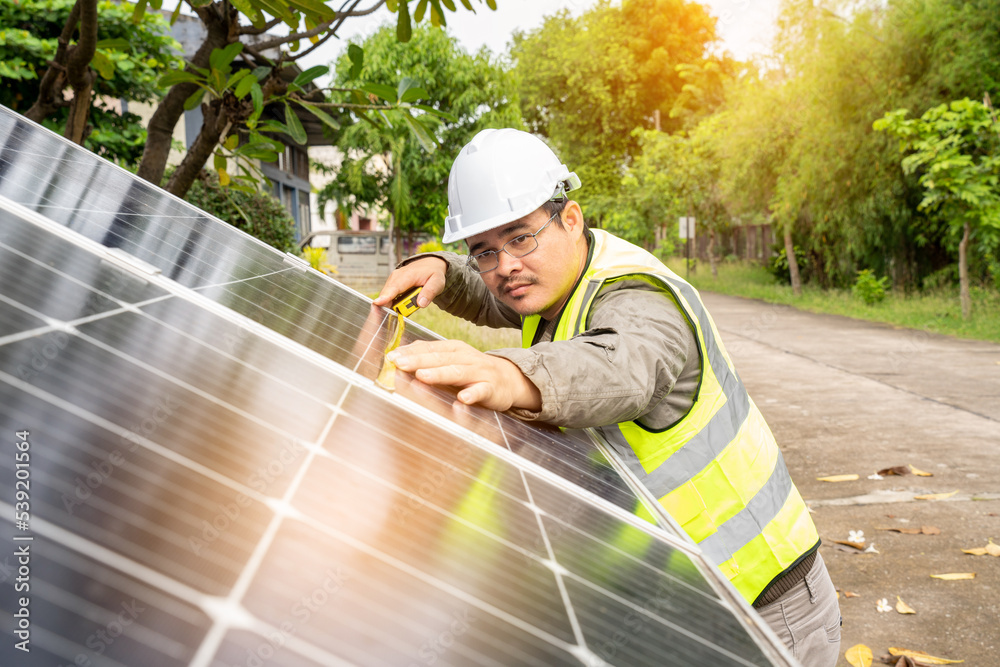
[498, 275, 538, 293]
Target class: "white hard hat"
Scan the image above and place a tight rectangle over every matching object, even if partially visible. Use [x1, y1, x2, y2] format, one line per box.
[442, 129, 581, 244]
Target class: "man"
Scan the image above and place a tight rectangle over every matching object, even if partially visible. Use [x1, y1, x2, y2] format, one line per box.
[374, 129, 840, 666]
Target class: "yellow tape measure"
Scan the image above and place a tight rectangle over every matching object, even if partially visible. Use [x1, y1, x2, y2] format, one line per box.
[375, 287, 422, 391]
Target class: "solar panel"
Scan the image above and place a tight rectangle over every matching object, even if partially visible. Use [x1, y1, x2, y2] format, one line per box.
[0, 106, 794, 666]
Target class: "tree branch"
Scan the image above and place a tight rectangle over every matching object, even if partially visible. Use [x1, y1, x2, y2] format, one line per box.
[307, 101, 392, 110]
[249, 0, 384, 52]
[24, 0, 83, 122]
[292, 0, 377, 61]
[238, 17, 282, 36]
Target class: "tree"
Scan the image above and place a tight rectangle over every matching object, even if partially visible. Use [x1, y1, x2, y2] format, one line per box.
[875, 99, 1000, 319]
[318, 23, 521, 249]
[19, 0, 502, 198]
[511, 0, 719, 216]
[0, 0, 182, 166]
[630, 118, 730, 276]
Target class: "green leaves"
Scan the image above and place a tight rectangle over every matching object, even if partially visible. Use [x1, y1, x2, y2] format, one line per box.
[398, 77, 426, 103]
[209, 42, 243, 75]
[184, 87, 206, 111]
[284, 102, 307, 144]
[90, 52, 115, 80]
[294, 65, 328, 87]
[233, 72, 257, 99]
[401, 113, 435, 152]
[396, 0, 412, 42]
[95, 38, 130, 51]
[297, 101, 340, 131]
[348, 44, 364, 80]
[360, 83, 398, 102]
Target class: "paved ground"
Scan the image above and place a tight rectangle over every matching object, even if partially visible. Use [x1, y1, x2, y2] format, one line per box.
[701, 292, 1000, 667]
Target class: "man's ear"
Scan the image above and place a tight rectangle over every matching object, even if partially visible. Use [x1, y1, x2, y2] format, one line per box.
[562, 200, 585, 237]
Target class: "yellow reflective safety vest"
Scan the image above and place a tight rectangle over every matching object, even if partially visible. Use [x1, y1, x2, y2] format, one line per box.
[521, 230, 819, 604]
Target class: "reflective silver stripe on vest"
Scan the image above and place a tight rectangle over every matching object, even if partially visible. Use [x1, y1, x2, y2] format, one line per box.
[573, 279, 603, 338]
[698, 453, 793, 565]
[590, 273, 795, 566]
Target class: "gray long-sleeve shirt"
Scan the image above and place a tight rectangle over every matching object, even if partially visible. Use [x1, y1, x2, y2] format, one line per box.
[408, 246, 700, 430]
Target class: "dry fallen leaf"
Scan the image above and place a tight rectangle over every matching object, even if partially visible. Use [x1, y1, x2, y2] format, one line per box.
[846, 643, 874, 667]
[817, 473, 860, 482]
[845, 590, 860, 598]
[930, 572, 975, 580]
[909, 465, 933, 477]
[884, 525, 939, 535]
[962, 541, 1000, 557]
[878, 465, 910, 476]
[896, 596, 916, 614]
[831, 539, 867, 550]
[888, 647, 964, 664]
[914, 490, 958, 501]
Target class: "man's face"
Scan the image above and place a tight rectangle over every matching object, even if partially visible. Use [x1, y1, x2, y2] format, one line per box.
[466, 207, 584, 321]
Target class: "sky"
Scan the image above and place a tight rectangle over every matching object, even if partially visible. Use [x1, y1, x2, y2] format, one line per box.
[298, 0, 783, 72]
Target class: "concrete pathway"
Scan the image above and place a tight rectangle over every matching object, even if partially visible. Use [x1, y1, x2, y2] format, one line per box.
[702, 292, 1000, 667]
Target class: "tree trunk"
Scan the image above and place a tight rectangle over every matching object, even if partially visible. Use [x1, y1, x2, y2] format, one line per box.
[959, 220, 971, 320]
[135, 3, 231, 187]
[708, 228, 717, 279]
[23, 0, 90, 128]
[163, 101, 224, 197]
[387, 212, 397, 269]
[784, 227, 802, 297]
[59, 0, 98, 144]
[63, 77, 94, 144]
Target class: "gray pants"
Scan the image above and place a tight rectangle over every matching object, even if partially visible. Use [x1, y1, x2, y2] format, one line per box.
[756, 553, 841, 667]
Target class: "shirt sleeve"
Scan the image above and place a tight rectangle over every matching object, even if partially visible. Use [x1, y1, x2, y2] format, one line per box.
[487, 284, 699, 429]
[399, 252, 521, 329]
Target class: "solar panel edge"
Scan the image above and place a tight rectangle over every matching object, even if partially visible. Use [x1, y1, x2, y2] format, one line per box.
[0, 105, 283, 262]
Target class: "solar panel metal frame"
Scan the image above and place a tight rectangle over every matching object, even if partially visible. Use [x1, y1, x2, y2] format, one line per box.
[0, 106, 798, 667]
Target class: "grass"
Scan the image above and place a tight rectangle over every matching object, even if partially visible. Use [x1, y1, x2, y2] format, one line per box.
[665, 258, 1000, 344]
[410, 303, 521, 352]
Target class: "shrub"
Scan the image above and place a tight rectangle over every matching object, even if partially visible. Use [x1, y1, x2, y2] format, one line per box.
[766, 244, 807, 284]
[852, 269, 889, 305]
[302, 247, 337, 275]
[417, 239, 444, 254]
[184, 171, 298, 253]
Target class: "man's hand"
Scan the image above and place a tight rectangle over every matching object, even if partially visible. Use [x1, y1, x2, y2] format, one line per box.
[388, 340, 542, 413]
[373, 256, 448, 310]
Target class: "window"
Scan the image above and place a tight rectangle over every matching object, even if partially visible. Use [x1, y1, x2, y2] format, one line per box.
[337, 236, 377, 254]
[379, 236, 391, 255]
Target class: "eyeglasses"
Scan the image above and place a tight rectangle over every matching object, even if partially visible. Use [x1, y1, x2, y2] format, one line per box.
[467, 212, 558, 274]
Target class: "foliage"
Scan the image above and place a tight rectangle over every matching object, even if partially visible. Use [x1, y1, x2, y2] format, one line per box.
[318, 23, 521, 241]
[184, 171, 298, 253]
[696, 0, 1000, 290]
[874, 99, 1000, 250]
[852, 269, 890, 305]
[511, 0, 721, 214]
[767, 245, 808, 285]
[10, 0, 500, 198]
[302, 247, 337, 275]
[615, 121, 723, 251]
[417, 239, 445, 253]
[0, 0, 181, 167]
